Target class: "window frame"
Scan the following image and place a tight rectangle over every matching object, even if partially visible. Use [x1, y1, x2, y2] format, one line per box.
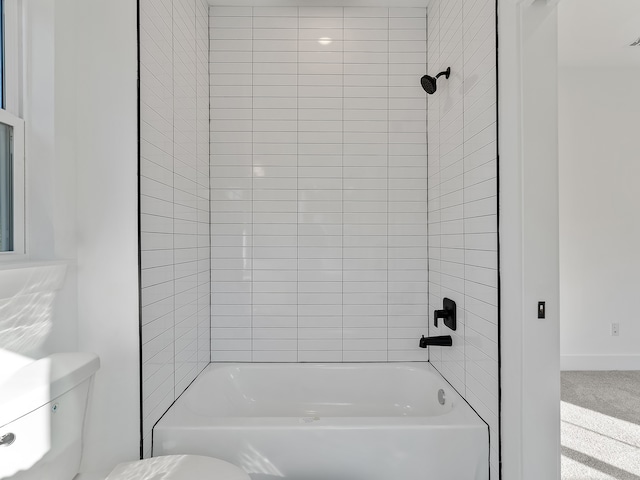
[0, 109, 24, 256]
[0, 0, 25, 257]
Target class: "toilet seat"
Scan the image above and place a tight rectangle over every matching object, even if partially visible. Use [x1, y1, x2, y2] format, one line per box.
[105, 455, 251, 480]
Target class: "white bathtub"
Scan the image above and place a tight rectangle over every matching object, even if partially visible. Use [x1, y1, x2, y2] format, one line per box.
[153, 362, 488, 480]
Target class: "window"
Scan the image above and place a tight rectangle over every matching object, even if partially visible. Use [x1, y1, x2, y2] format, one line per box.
[0, 110, 23, 253]
[0, 0, 24, 256]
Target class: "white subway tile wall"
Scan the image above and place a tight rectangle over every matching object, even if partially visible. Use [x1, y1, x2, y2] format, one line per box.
[427, 0, 498, 477]
[140, 0, 210, 458]
[141, 1, 498, 474]
[209, 6, 429, 363]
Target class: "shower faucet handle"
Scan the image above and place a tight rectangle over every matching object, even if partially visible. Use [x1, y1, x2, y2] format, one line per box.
[434, 309, 448, 328]
[433, 298, 457, 331]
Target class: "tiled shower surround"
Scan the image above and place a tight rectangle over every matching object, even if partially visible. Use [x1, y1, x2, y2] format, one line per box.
[141, 1, 499, 476]
[208, 2, 499, 477]
[427, 0, 499, 476]
[139, 0, 210, 458]
[209, 6, 429, 363]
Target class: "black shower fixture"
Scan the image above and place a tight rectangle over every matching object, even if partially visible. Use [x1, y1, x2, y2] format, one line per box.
[420, 67, 451, 94]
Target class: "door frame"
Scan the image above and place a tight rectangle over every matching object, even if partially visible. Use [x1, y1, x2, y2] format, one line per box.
[498, 0, 561, 478]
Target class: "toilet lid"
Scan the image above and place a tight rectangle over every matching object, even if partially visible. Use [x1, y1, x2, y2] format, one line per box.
[106, 455, 251, 480]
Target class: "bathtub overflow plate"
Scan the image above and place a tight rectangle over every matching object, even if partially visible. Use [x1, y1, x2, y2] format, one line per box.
[437, 389, 446, 405]
[0, 433, 16, 447]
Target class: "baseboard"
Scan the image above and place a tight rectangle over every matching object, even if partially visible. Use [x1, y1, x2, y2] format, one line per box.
[561, 354, 640, 371]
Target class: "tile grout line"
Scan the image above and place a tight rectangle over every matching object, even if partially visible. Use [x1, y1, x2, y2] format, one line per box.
[437, 0, 442, 371]
[425, 6, 430, 364]
[250, 7, 254, 363]
[171, 0, 176, 406]
[206, 2, 213, 367]
[462, 0, 467, 400]
[341, 7, 345, 362]
[296, 6, 299, 362]
[386, 9, 390, 362]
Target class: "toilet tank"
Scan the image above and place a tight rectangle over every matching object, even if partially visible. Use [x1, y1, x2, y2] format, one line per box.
[0, 353, 100, 480]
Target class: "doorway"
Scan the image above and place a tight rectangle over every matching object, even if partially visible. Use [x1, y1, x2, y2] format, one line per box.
[558, 1, 640, 478]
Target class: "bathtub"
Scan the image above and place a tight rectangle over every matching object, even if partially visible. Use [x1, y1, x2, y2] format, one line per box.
[153, 362, 489, 480]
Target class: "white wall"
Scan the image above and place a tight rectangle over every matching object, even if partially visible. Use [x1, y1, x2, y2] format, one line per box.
[559, 67, 640, 370]
[20, 0, 140, 473]
[209, 6, 429, 363]
[426, 0, 498, 477]
[74, 0, 140, 473]
[499, 1, 560, 479]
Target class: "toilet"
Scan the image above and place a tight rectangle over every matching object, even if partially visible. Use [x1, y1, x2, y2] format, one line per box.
[0, 353, 250, 480]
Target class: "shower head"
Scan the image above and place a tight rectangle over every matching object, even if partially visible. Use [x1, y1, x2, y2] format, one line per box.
[420, 75, 437, 94]
[420, 67, 451, 94]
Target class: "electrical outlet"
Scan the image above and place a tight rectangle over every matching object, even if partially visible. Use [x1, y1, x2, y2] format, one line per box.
[611, 323, 620, 336]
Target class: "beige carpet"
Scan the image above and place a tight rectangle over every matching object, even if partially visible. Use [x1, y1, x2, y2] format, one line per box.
[562, 371, 640, 480]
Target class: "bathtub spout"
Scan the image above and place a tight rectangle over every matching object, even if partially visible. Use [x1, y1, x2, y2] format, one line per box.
[419, 335, 453, 348]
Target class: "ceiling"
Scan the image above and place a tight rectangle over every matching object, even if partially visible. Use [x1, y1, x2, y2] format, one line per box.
[559, 0, 640, 68]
